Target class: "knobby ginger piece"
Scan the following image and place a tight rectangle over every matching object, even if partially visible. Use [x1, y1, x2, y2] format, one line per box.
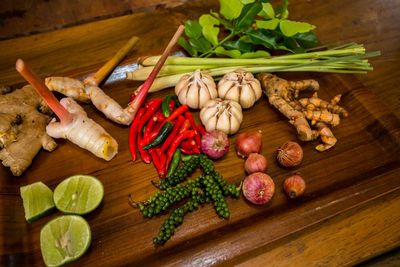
[0, 85, 57, 176]
[46, 97, 118, 161]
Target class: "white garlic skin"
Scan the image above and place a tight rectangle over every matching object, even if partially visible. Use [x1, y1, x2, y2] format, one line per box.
[200, 98, 243, 135]
[218, 69, 262, 109]
[175, 69, 217, 109]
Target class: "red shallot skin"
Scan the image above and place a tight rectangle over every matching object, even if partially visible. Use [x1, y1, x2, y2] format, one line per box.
[201, 130, 229, 159]
[283, 174, 306, 199]
[236, 131, 262, 158]
[244, 153, 268, 174]
[277, 141, 303, 167]
[243, 172, 275, 205]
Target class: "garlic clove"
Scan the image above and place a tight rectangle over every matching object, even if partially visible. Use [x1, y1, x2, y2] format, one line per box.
[224, 82, 240, 102]
[205, 115, 218, 132]
[216, 110, 231, 134]
[200, 105, 217, 120]
[240, 84, 256, 108]
[217, 80, 232, 98]
[175, 75, 189, 95]
[187, 84, 200, 109]
[229, 101, 243, 122]
[229, 114, 241, 134]
[253, 79, 262, 100]
[199, 84, 212, 109]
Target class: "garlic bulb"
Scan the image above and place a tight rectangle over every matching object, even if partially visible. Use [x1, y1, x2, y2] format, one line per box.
[218, 69, 262, 109]
[200, 98, 243, 135]
[175, 69, 217, 109]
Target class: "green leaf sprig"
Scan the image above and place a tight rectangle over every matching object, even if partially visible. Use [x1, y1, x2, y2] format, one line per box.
[178, 0, 318, 58]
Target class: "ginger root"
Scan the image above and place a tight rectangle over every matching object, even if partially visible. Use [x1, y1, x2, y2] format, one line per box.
[0, 85, 57, 176]
[257, 73, 347, 151]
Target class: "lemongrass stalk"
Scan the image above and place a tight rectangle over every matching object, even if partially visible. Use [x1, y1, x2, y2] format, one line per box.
[16, 59, 73, 125]
[126, 64, 220, 80]
[141, 47, 368, 66]
[135, 62, 371, 94]
[84, 35, 139, 86]
[126, 25, 184, 123]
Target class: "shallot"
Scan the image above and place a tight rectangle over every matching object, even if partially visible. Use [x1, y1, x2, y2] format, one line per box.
[236, 131, 262, 158]
[242, 172, 275, 205]
[244, 153, 267, 174]
[201, 130, 229, 159]
[277, 141, 303, 167]
[283, 174, 306, 199]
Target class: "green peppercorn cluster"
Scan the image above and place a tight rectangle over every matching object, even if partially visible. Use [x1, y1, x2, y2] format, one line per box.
[133, 154, 241, 246]
[159, 155, 200, 189]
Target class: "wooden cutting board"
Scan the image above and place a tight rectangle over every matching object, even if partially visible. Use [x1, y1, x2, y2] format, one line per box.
[1, 1, 400, 266]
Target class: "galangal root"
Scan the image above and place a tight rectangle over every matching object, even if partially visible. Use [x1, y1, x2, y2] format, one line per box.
[0, 85, 57, 176]
[16, 59, 118, 162]
[257, 73, 348, 151]
[45, 35, 140, 125]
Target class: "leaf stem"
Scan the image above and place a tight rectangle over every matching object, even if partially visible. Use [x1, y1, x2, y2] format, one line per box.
[200, 31, 236, 58]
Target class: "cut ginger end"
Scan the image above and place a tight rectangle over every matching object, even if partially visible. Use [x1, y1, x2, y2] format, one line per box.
[103, 139, 118, 161]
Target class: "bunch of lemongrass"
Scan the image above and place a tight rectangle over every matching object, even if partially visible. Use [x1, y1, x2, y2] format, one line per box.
[127, 43, 380, 94]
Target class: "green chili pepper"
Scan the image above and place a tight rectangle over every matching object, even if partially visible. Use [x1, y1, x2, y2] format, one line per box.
[181, 154, 200, 162]
[167, 149, 181, 177]
[143, 121, 174, 150]
[162, 95, 181, 117]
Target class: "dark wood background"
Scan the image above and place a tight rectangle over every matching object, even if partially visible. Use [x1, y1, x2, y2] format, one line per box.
[1, 0, 399, 266]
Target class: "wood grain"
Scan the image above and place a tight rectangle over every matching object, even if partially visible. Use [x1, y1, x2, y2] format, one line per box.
[0, 0, 189, 40]
[1, 0, 400, 266]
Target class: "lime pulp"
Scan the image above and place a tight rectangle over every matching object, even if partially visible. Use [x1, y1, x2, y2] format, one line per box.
[40, 215, 91, 267]
[53, 175, 104, 215]
[20, 182, 55, 222]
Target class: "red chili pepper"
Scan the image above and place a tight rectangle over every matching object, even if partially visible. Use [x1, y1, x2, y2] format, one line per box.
[165, 130, 196, 171]
[197, 125, 206, 136]
[143, 116, 156, 144]
[138, 99, 162, 133]
[180, 138, 196, 150]
[149, 149, 165, 177]
[147, 130, 159, 144]
[146, 110, 165, 143]
[157, 150, 167, 178]
[154, 111, 165, 122]
[178, 119, 191, 135]
[177, 115, 185, 125]
[185, 111, 201, 148]
[137, 132, 151, 163]
[145, 98, 162, 109]
[169, 100, 176, 114]
[128, 108, 145, 161]
[165, 105, 188, 122]
[179, 147, 196, 154]
[192, 145, 201, 154]
[160, 120, 181, 153]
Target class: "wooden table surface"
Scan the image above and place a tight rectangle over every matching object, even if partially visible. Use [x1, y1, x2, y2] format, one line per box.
[1, 0, 400, 266]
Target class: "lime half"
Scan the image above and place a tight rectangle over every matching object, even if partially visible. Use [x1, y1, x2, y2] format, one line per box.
[53, 175, 104, 215]
[40, 215, 91, 267]
[20, 182, 55, 222]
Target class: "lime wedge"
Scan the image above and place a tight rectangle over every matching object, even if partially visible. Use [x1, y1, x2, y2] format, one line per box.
[40, 215, 91, 267]
[20, 182, 55, 222]
[53, 175, 104, 215]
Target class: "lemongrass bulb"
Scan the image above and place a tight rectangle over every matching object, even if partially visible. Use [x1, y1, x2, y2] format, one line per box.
[175, 69, 217, 109]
